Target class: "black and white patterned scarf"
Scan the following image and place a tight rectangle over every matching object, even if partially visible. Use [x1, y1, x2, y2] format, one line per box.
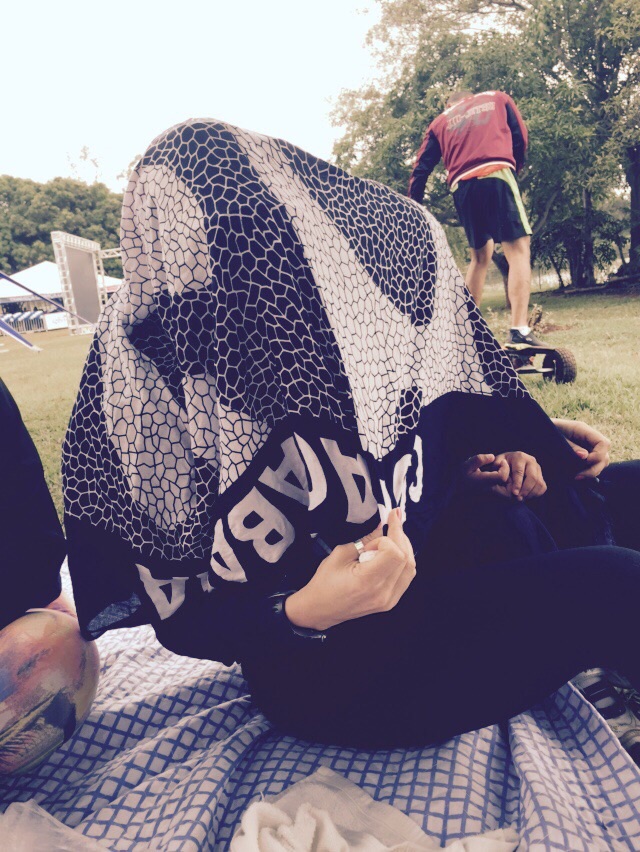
[62, 120, 578, 654]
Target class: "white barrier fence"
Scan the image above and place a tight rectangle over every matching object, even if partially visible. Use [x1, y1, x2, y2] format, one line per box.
[0, 311, 69, 334]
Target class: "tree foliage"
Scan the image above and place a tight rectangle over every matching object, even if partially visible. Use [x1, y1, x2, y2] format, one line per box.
[333, 0, 640, 287]
[0, 176, 123, 277]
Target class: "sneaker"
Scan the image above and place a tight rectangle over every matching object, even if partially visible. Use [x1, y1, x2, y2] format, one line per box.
[619, 728, 640, 765]
[508, 327, 544, 346]
[609, 703, 640, 765]
[573, 668, 627, 718]
[607, 670, 640, 721]
[627, 689, 640, 719]
[573, 668, 640, 765]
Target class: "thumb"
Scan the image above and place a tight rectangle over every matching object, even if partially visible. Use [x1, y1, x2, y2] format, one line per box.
[387, 506, 408, 545]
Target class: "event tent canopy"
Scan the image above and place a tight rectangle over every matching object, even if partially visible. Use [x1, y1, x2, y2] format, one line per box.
[0, 261, 122, 304]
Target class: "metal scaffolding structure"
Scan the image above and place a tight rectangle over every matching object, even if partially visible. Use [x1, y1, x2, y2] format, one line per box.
[51, 232, 122, 334]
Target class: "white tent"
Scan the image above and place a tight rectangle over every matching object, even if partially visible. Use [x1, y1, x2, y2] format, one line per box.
[0, 261, 122, 304]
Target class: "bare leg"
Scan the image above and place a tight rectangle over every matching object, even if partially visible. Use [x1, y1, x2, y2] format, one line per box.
[465, 239, 494, 306]
[502, 236, 531, 328]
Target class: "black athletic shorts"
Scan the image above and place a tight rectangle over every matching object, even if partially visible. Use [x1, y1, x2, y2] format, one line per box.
[452, 169, 532, 250]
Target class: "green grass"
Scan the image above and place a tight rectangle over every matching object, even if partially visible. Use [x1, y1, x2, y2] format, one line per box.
[1, 287, 639, 520]
[483, 286, 640, 461]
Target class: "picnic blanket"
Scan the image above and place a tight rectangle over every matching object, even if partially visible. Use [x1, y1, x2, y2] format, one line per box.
[1, 592, 640, 851]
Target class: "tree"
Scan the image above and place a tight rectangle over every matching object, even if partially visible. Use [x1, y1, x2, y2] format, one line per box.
[0, 176, 123, 276]
[332, 0, 640, 288]
[530, 0, 640, 280]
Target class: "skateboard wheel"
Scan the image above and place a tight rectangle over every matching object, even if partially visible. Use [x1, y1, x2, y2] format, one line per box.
[542, 347, 578, 384]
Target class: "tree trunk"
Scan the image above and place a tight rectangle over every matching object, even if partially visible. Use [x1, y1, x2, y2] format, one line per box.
[550, 255, 565, 289]
[626, 144, 640, 274]
[567, 245, 581, 290]
[578, 188, 597, 288]
[492, 251, 510, 308]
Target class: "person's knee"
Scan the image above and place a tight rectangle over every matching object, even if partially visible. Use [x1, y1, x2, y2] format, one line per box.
[576, 546, 640, 596]
[504, 236, 530, 260]
[471, 243, 493, 267]
[605, 544, 640, 572]
[602, 459, 640, 489]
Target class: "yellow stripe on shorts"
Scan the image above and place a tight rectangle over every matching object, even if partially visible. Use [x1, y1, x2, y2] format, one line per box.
[480, 168, 532, 235]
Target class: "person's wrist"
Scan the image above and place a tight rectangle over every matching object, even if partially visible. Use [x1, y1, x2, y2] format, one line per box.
[285, 588, 330, 632]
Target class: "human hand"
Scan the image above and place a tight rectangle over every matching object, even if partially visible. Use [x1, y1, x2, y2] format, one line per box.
[284, 509, 416, 631]
[488, 451, 546, 501]
[552, 418, 611, 480]
[461, 452, 545, 500]
[461, 453, 510, 491]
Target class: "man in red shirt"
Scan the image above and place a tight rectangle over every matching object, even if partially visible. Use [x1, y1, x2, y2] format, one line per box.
[408, 90, 539, 345]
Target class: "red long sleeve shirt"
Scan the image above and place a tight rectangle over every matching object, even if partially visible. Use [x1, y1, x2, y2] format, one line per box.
[408, 91, 528, 203]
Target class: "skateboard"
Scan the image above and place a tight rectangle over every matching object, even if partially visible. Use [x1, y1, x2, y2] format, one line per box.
[504, 343, 578, 384]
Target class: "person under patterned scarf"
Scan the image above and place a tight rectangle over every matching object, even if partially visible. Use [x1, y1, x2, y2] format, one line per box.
[62, 119, 640, 756]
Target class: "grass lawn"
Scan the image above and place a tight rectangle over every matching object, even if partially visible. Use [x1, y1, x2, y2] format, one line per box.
[1, 287, 639, 520]
[483, 285, 640, 461]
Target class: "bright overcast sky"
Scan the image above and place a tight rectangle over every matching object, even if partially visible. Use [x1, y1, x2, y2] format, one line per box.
[1, 0, 380, 192]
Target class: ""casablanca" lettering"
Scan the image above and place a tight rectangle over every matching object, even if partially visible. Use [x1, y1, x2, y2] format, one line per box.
[137, 430, 424, 620]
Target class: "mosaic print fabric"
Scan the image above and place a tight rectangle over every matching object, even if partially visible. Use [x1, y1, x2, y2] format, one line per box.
[1, 619, 639, 850]
[61, 118, 582, 660]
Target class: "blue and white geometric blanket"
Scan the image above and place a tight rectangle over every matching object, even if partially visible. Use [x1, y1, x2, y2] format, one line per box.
[1, 617, 640, 851]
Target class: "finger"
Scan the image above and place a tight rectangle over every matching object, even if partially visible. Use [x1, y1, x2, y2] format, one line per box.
[363, 517, 391, 552]
[510, 459, 526, 497]
[477, 453, 496, 466]
[576, 464, 605, 480]
[464, 453, 495, 474]
[576, 457, 607, 479]
[358, 523, 384, 553]
[386, 508, 416, 565]
[357, 550, 377, 564]
[386, 555, 417, 609]
[567, 423, 609, 451]
[528, 477, 547, 498]
[497, 458, 510, 482]
[385, 507, 405, 545]
[355, 535, 406, 577]
[576, 442, 610, 478]
[519, 462, 540, 500]
[483, 459, 508, 486]
[360, 508, 415, 567]
[376, 529, 406, 561]
[372, 540, 413, 603]
[333, 542, 364, 564]
[336, 526, 382, 562]
[472, 469, 509, 484]
[523, 466, 546, 499]
[565, 438, 589, 460]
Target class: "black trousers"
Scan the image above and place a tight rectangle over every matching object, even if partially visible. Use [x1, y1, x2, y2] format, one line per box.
[242, 461, 640, 749]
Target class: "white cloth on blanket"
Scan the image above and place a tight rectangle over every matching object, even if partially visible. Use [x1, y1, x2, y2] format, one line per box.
[231, 767, 519, 852]
[0, 800, 106, 851]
